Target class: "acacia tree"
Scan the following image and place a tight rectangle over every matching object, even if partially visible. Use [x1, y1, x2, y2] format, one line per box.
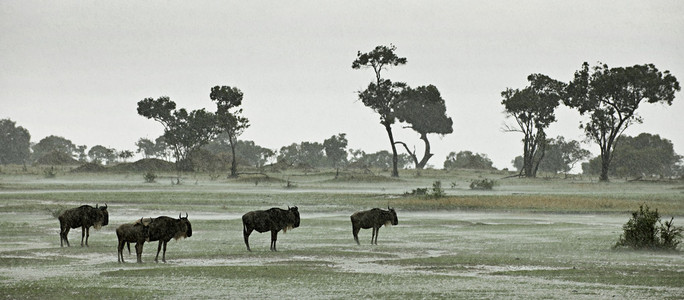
[137, 96, 218, 176]
[564, 62, 680, 181]
[352, 44, 407, 177]
[210, 85, 250, 177]
[394, 85, 453, 169]
[501, 74, 565, 178]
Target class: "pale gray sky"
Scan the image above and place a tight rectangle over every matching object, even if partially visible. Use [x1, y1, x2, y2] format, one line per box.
[1, 1, 683, 170]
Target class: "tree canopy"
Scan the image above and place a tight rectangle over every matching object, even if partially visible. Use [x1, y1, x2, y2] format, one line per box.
[395, 85, 453, 169]
[564, 62, 680, 181]
[501, 74, 565, 177]
[0, 119, 31, 165]
[210, 85, 250, 177]
[137, 96, 219, 172]
[353, 44, 407, 177]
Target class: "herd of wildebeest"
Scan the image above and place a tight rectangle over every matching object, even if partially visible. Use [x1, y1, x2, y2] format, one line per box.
[57, 204, 399, 263]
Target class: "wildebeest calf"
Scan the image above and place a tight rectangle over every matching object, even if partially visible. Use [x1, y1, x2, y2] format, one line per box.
[148, 213, 192, 263]
[58, 204, 109, 247]
[116, 218, 152, 263]
[350, 207, 398, 245]
[242, 206, 300, 251]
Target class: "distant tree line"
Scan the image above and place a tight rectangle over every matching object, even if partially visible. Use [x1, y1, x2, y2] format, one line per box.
[3, 46, 682, 182]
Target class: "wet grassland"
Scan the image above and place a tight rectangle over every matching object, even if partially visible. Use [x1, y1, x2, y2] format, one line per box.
[0, 169, 683, 299]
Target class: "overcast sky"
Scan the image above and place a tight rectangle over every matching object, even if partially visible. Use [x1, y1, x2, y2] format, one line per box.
[2, 1, 683, 170]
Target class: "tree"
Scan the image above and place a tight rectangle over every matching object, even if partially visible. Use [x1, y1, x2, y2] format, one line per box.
[443, 151, 494, 170]
[583, 133, 682, 179]
[0, 119, 31, 165]
[352, 44, 407, 177]
[537, 136, 591, 176]
[563, 62, 680, 181]
[234, 140, 274, 169]
[135, 138, 156, 159]
[31, 135, 77, 163]
[323, 133, 349, 172]
[394, 85, 453, 169]
[118, 150, 134, 162]
[277, 141, 325, 168]
[137, 96, 219, 173]
[502, 74, 565, 178]
[88, 145, 116, 164]
[210, 85, 250, 177]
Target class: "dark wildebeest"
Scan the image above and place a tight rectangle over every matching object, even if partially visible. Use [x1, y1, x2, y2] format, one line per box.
[58, 204, 109, 247]
[350, 207, 398, 245]
[148, 213, 192, 263]
[116, 218, 153, 263]
[242, 206, 300, 251]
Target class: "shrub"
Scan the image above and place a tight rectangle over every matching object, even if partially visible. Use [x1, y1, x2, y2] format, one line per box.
[43, 167, 56, 178]
[614, 205, 683, 251]
[143, 172, 157, 183]
[430, 180, 446, 198]
[470, 178, 495, 190]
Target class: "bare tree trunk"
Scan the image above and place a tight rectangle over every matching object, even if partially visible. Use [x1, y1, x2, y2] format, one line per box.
[384, 123, 399, 177]
[416, 133, 433, 169]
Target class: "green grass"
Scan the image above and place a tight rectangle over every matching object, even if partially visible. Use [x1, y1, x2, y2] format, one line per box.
[0, 168, 683, 299]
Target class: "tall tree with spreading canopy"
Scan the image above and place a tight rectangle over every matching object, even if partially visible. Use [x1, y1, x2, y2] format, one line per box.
[210, 85, 250, 177]
[137, 96, 218, 175]
[501, 74, 565, 178]
[0, 119, 31, 165]
[395, 85, 453, 169]
[563, 62, 680, 181]
[352, 44, 407, 177]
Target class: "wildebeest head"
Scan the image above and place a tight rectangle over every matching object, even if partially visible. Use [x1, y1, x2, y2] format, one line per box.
[93, 203, 109, 229]
[388, 206, 398, 226]
[176, 213, 192, 239]
[289, 206, 300, 228]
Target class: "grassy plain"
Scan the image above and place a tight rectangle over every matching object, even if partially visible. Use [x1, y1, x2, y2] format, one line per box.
[0, 166, 683, 299]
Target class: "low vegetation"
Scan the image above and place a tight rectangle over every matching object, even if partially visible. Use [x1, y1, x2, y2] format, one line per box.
[0, 167, 683, 298]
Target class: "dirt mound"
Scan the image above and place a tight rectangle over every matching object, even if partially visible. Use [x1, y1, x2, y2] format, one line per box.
[36, 151, 79, 165]
[71, 162, 107, 172]
[109, 158, 175, 172]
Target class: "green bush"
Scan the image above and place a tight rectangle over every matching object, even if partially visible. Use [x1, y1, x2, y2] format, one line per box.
[614, 205, 683, 251]
[430, 180, 446, 198]
[143, 172, 157, 183]
[470, 178, 495, 190]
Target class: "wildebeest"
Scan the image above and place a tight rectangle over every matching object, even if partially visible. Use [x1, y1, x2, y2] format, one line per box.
[350, 207, 398, 245]
[148, 213, 192, 263]
[58, 204, 109, 247]
[116, 218, 152, 263]
[242, 206, 300, 251]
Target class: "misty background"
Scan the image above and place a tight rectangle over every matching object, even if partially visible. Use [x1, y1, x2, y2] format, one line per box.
[2, 1, 682, 170]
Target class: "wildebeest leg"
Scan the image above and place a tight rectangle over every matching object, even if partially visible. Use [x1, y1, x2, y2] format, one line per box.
[61, 226, 70, 247]
[243, 226, 253, 252]
[81, 226, 88, 247]
[135, 242, 144, 264]
[118, 240, 125, 263]
[374, 226, 381, 245]
[270, 230, 278, 251]
[155, 241, 163, 263]
[352, 225, 361, 245]
[161, 241, 168, 263]
[126, 242, 131, 254]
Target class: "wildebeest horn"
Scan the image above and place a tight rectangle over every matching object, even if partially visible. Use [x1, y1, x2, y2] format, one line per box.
[95, 204, 98, 208]
[179, 213, 182, 219]
[104, 203, 107, 209]
[185, 212, 188, 218]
